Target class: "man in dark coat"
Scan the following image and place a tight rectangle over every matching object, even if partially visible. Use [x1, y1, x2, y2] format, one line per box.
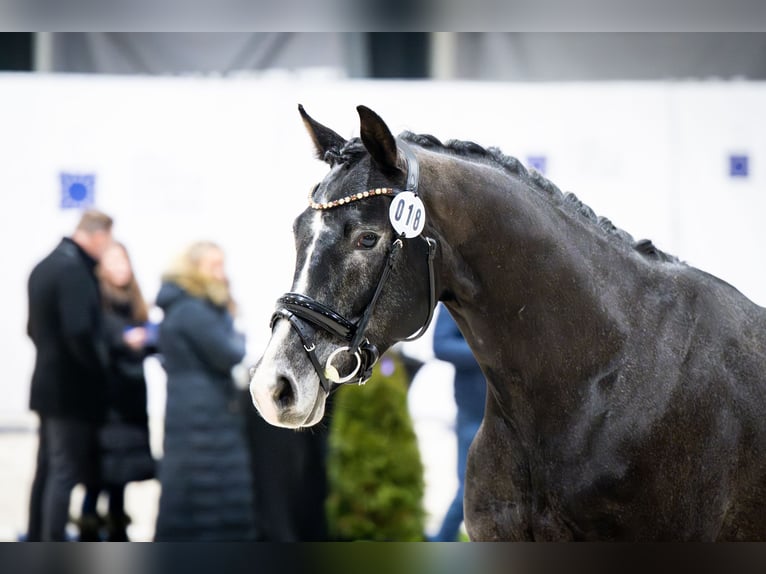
[26, 210, 114, 541]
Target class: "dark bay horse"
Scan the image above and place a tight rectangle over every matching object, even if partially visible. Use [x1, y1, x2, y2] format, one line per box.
[250, 104, 766, 540]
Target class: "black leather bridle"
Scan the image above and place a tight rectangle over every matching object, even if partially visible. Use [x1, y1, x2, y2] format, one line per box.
[270, 139, 437, 395]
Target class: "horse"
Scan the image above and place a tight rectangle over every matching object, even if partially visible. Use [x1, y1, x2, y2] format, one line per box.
[250, 104, 766, 540]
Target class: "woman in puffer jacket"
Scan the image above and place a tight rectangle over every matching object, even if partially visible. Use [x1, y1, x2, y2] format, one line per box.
[153, 241, 255, 541]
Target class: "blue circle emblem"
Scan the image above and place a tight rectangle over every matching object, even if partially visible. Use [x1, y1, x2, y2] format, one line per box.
[68, 182, 88, 201]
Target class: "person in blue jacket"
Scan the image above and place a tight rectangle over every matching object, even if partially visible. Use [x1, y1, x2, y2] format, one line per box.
[431, 304, 487, 541]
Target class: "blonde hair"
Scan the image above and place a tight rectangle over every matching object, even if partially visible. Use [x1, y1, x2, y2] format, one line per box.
[76, 209, 113, 233]
[165, 241, 222, 279]
[97, 242, 149, 323]
[163, 241, 236, 314]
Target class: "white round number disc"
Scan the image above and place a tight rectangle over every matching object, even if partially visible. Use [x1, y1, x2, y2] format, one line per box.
[389, 191, 426, 238]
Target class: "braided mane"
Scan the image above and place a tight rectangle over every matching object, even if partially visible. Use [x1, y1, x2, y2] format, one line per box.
[398, 131, 679, 264]
[330, 131, 678, 263]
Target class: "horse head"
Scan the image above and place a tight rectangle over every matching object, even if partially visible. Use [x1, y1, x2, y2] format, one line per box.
[250, 105, 437, 428]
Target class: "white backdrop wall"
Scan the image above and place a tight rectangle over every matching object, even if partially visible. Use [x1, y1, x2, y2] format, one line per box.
[1, 74, 765, 418]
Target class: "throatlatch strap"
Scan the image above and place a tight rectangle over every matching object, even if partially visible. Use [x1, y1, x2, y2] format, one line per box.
[401, 236, 437, 342]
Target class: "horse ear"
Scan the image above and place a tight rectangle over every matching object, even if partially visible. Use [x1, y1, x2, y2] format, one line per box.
[299, 104, 347, 164]
[357, 105, 400, 173]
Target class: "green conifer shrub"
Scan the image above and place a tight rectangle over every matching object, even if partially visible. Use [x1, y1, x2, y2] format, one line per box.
[325, 352, 426, 541]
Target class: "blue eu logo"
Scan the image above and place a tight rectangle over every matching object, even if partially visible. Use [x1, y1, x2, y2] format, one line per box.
[60, 173, 95, 209]
[729, 155, 749, 178]
[527, 156, 547, 175]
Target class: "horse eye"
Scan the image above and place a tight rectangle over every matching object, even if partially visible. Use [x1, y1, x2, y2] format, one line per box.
[356, 232, 379, 249]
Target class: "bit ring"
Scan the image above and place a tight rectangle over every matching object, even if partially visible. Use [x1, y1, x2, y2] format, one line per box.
[325, 346, 363, 384]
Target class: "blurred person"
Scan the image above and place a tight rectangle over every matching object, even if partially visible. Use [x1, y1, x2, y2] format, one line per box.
[429, 304, 487, 542]
[239, 390, 333, 541]
[153, 241, 255, 541]
[25, 210, 114, 541]
[78, 242, 157, 542]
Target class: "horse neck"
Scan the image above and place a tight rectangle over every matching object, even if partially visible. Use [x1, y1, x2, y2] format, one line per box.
[421, 154, 634, 392]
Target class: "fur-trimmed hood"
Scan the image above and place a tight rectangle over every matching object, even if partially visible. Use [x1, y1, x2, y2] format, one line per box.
[156, 269, 231, 311]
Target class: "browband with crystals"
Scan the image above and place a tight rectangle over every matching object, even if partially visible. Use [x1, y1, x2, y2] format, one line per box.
[308, 187, 396, 211]
[308, 139, 419, 211]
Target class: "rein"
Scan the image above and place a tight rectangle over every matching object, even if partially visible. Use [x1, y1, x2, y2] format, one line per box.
[270, 139, 437, 394]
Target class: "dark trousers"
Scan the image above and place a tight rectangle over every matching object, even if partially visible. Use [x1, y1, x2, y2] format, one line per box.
[27, 416, 100, 541]
[82, 484, 125, 517]
[239, 391, 330, 541]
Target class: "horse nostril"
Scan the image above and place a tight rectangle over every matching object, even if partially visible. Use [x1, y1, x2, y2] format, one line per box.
[274, 376, 295, 409]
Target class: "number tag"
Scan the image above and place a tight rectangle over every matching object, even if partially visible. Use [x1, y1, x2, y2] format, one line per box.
[389, 191, 426, 238]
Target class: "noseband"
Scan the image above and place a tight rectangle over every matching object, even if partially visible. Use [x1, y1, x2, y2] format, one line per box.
[270, 140, 437, 394]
